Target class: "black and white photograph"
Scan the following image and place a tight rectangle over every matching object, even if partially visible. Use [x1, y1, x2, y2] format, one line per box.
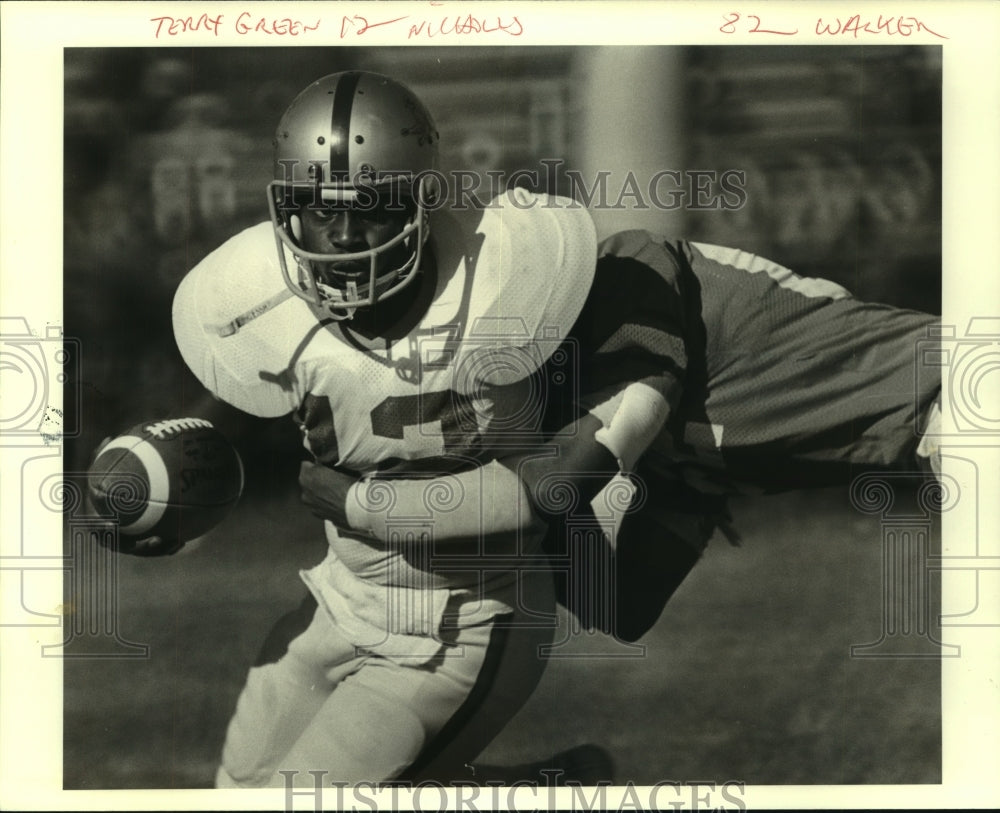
[1, 2, 998, 811]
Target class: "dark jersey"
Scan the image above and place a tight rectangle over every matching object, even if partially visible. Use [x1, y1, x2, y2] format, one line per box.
[567, 230, 941, 496]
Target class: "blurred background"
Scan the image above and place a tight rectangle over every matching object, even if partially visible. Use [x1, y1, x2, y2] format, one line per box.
[63, 46, 943, 789]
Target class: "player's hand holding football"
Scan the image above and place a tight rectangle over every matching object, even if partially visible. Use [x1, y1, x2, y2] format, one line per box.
[86, 419, 242, 557]
[299, 461, 357, 527]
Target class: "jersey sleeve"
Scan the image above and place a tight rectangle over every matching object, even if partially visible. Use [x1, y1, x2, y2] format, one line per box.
[566, 230, 692, 464]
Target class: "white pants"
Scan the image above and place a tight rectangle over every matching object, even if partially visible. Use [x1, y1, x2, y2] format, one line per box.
[216, 570, 555, 787]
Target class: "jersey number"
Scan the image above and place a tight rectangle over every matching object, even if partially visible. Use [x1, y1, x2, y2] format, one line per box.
[371, 390, 483, 469]
[301, 390, 485, 472]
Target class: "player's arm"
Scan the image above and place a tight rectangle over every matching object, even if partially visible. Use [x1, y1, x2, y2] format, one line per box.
[301, 415, 616, 542]
[300, 380, 672, 542]
[302, 231, 690, 540]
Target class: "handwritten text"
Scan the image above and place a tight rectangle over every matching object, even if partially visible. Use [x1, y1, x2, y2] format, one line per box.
[719, 11, 947, 39]
[150, 13, 224, 37]
[234, 12, 321, 36]
[150, 12, 321, 38]
[339, 12, 523, 39]
[720, 12, 798, 35]
[408, 14, 524, 38]
[815, 14, 948, 38]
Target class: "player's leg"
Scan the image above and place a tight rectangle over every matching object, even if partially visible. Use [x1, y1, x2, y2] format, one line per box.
[396, 568, 613, 785]
[249, 568, 555, 787]
[216, 597, 366, 788]
[404, 568, 615, 785]
[270, 659, 434, 785]
[251, 591, 318, 667]
[400, 568, 559, 783]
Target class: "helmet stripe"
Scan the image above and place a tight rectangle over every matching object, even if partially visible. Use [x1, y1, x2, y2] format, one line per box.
[330, 71, 362, 179]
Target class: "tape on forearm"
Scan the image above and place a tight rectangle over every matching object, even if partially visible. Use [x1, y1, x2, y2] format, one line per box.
[344, 460, 543, 542]
[592, 381, 670, 473]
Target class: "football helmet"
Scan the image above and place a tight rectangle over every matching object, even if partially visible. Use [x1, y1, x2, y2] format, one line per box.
[267, 71, 440, 318]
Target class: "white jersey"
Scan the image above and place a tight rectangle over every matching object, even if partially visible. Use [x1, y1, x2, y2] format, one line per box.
[173, 191, 596, 649]
[174, 190, 595, 465]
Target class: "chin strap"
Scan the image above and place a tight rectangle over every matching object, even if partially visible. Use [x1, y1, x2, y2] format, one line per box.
[316, 280, 360, 321]
[320, 304, 358, 322]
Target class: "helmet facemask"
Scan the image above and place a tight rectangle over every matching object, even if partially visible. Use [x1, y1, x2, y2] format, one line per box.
[268, 176, 433, 319]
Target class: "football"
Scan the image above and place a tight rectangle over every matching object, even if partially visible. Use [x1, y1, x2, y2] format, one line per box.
[88, 417, 244, 555]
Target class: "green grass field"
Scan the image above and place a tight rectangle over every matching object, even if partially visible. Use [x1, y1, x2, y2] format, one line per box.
[63, 485, 941, 789]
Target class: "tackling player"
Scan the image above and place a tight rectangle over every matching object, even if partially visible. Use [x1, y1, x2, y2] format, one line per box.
[303, 224, 943, 643]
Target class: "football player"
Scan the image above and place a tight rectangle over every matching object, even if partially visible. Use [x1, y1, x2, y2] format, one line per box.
[303, 230, 943, 643]
[171, 71, 627, 788]
[169, 69, 943, 788]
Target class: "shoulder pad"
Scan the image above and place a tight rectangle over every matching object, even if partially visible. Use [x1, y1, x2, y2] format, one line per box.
[172, 222, 312, 417]
[428, 190, 597, 387]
